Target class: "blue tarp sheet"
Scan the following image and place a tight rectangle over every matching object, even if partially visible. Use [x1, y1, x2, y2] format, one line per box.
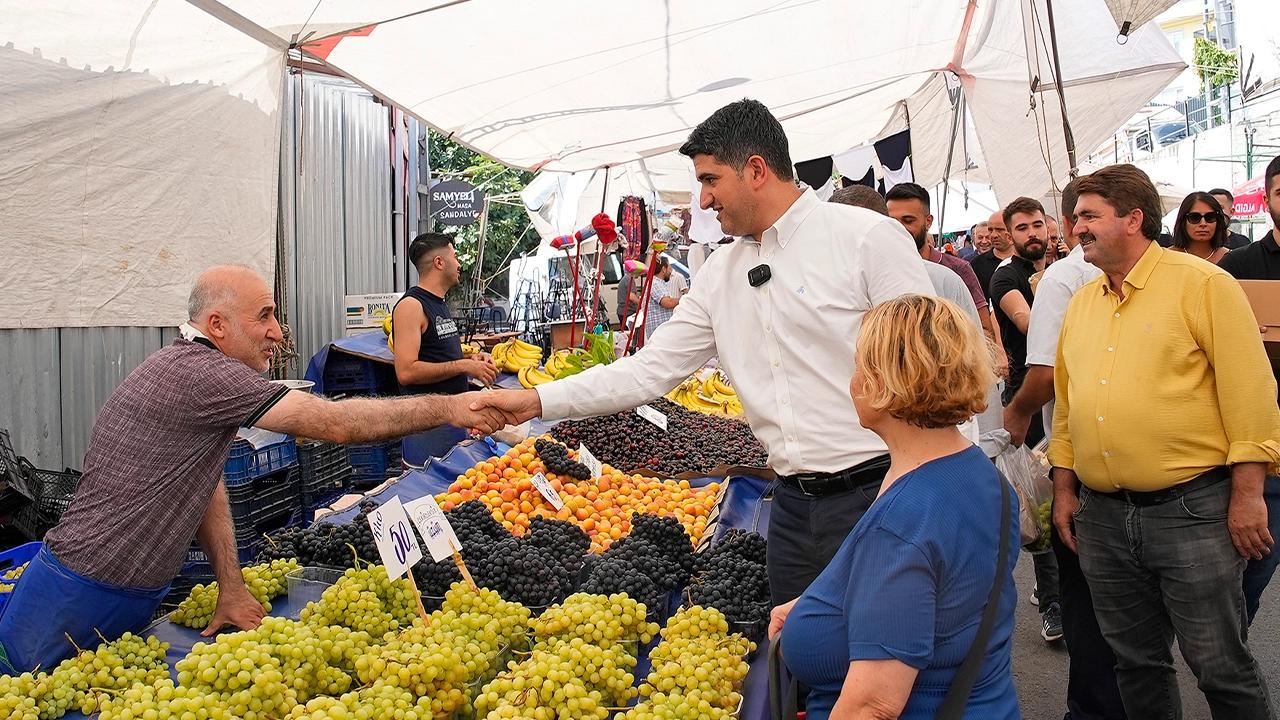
[62, 438, 776, 720]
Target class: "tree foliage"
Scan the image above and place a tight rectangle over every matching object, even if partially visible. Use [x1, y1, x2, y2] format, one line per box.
[427, 132, 537, 300]
[1194, 36, 1238, 91]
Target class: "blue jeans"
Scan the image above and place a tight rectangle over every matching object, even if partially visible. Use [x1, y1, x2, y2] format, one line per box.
[1074, 477, 1274, 720]
[1242, 475, 1280, 624]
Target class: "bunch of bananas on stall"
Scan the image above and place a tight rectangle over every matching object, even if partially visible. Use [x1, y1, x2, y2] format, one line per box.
[493, 337, 544, 373]
[666, 370, 744, 417]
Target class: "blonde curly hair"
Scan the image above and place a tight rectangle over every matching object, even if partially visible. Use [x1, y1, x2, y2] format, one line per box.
[854, 295, 995, 428]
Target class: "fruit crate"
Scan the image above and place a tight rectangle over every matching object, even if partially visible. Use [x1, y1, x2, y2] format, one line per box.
[0, 541, 40, 618]
[225, 465, 300, 528]
[18, 458, 80, 520]
[322, 354, 396, 396]
[298, 441, 353, 498]
[348, 441, 402, 483]
[223, 436, 298, 489]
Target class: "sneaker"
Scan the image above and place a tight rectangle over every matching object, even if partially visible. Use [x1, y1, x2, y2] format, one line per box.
[1029, 583, 1039, 606]
[1041, 602, 1064, 642]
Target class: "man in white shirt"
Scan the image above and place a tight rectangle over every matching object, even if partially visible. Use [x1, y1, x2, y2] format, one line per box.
[1001, 181, 1125, 720]
[472, 99, 933, 604]
[645, 256, 681, 340]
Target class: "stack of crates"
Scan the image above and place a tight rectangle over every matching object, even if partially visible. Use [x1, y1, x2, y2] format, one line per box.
[182, 435, 300, 575]
[297, 440, 353, 519]
[319, 353, 404, 488]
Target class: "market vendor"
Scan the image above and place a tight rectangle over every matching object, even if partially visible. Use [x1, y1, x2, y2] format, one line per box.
[0, 265, 514, 675]
[472, 99, 934, 606]
[392, 232, 496, 394]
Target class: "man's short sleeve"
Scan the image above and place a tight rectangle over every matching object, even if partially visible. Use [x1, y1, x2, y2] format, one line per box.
[185, 351, 290, 429]
[844, 527, 938, 669]
[988, 266, 1019, 306]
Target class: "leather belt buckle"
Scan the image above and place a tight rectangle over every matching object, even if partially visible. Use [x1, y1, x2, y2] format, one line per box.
[792, 473, 823, 497]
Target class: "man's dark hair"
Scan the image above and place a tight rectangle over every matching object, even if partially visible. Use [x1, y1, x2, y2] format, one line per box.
[830, 185, 888, 215]
[1265, 155, 1280, 196]
[1208, 187, 1234, 203]
[1171, 191, 1228, 250]
[1075, 164, 1163, 241]
[679, 99, 794, 181]
[1061, 179, 1080, 225]
[409, 232, 455, 272]
[885, 182, 931, 212]
[655, 254, 670, 270]
[1002, 196, 1046, 228]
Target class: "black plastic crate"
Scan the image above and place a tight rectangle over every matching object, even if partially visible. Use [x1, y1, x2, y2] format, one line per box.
[18, 459, 80, 520]
[11, 502, 57, 540]
[348, 441, 402, 482]
[0, 430, 25, 499]
[226, 465, 300, 528]
[323, 355, 397, 395]
[298, 441, 352, 497]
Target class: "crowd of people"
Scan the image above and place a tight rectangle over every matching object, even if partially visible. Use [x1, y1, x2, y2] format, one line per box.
[1, 95, 1277, 720]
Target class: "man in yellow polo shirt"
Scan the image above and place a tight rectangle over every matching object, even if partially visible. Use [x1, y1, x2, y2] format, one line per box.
[1049, 164, 1280, 720]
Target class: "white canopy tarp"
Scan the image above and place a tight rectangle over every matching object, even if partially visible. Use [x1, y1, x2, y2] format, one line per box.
[212, 0, 1181, 204]
[0, 0, 283, 328]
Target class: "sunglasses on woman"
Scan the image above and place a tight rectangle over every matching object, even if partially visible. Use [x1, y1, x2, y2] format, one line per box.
[1184, 212, 1219, 224]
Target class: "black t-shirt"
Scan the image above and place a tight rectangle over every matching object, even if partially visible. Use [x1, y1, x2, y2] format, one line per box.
[393, 287, 467, 396]
[1227, 231, 1251, 250]
[1220, 230, 1280, 279]
[990, 255, 1037, 398]
[969, 251, 1003, 303]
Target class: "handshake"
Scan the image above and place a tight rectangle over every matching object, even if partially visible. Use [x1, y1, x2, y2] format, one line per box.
[449, 388, 546, 436]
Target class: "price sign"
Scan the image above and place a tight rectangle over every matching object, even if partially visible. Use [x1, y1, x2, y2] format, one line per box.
[405, 495, 463, 563]
[366, 496, 422, 580]
[529, 472, 565, 510]
[577, 443, 604, 478]
[636, 404, 668, 431]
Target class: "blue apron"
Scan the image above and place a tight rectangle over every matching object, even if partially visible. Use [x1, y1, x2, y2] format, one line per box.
[0, 545, 169, 674]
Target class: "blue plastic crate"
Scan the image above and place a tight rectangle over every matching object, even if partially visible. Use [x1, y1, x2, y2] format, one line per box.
[223, 436, 298, 488]
[0, 542, 42, 617]
[348, 441, 402, 481]
[323, 355, 396, 395]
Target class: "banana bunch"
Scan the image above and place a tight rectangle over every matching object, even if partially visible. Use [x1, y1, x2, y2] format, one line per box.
[517, 364, 557, 388]
[544, 348, 584, 378]
[666, 370, 744, 416]
[493, 337, 543, 373]
[381, 314, 395, 352]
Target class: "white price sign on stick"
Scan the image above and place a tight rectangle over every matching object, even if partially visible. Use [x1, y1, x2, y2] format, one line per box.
[405, 495, 463, 563]
[529, 472, 565, 510]
[366, 496, 423, 580]
[636, 404, 668, 431]
[577, 443, 604, 478]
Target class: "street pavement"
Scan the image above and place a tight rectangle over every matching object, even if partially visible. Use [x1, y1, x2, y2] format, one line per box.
[1010, 550, 1279, 719]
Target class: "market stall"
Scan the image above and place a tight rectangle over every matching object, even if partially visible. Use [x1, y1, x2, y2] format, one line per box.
[10, 429, 776, 720]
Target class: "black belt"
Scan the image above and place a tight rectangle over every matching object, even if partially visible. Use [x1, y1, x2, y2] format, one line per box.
[778, 454, 891, 497]
[1090, 466, 1229, 507]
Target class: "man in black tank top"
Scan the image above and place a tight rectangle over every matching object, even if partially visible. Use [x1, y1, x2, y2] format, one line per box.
[392, 233, 496, 395]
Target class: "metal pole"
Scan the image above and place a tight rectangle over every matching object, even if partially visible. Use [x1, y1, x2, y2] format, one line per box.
[1044, 0, 1078, 177]
[472, 195, 490, 305]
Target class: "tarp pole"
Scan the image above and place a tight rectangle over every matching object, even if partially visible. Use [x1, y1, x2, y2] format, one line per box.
[1045, 0, 1079, 178]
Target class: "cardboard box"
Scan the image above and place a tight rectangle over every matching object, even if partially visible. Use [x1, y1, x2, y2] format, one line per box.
[344, 293, 403, 331]
[1238, 280, 1280, 361]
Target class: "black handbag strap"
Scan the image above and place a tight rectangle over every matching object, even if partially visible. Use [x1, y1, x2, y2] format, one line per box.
[936, 475, 1012, 720]
[768, 631, 798, 720]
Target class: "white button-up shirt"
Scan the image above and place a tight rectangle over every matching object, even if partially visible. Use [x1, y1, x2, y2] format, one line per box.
[1024, 244, 1102, 439]
[536, 189, 934, 475]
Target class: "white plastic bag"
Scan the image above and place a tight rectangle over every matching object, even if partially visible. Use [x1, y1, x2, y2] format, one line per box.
[993, 441, 1054, 552]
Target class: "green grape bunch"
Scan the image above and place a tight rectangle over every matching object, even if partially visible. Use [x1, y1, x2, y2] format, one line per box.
[299, 565, 419, 637]
[530, 592, 659, 648]
[169, 558, 299, 628]
[1027, 499, 1053, 552]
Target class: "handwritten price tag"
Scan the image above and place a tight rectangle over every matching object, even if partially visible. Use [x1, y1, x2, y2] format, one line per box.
[578, 443, 604, 478]
[405, 495, 463, 563]
[530, 472, 565, 510]
[366, 496, 423, 580]
[636, 404, 668, 431]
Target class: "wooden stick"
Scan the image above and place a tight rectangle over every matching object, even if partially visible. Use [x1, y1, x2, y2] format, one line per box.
[450, 539, 479, 590]
[402, 568, 431, 624]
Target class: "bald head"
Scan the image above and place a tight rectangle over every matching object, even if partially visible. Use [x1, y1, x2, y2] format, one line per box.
[188, 265, 281, 372]
[987, 210, 1012, 253]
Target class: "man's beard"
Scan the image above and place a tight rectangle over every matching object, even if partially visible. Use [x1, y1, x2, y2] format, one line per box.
[912, 227, 928, 251]
[1017, 239, 1047, 261]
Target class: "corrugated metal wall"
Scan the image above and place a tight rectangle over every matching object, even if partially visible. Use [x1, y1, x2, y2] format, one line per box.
[1, 71, 416, 470]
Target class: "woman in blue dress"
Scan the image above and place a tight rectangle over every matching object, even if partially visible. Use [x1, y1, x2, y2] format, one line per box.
[771, 295, 1021, 719]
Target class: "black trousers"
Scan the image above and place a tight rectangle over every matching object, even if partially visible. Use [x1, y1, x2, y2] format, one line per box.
[1053, 521, 1127, 720]
[766, 477, 883, 606]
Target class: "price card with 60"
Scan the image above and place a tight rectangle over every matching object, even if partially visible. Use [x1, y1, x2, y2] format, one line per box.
[366, 496, 423, 580]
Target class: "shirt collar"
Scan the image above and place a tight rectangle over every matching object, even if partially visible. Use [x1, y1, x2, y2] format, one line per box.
[179, 322, 210, 341]
[1101, 240, 1161, 295]
[749, 188, 820, 249]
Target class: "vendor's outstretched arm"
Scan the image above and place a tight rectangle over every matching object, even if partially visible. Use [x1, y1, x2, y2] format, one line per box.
[255, 391, 515, 442]
[474, 289, 717, 424]
[196, 482, 266, 636]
